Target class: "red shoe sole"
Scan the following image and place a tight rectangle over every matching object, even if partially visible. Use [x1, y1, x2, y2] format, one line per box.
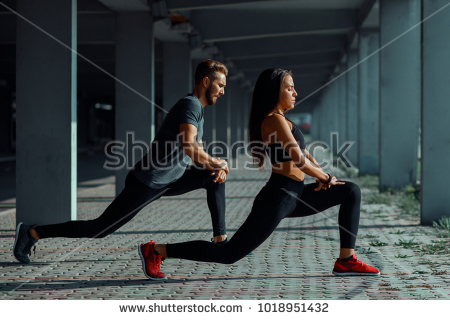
[332, 270, 380, 276]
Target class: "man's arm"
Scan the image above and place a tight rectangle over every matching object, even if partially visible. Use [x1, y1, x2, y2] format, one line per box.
[179, 123, 228, 173]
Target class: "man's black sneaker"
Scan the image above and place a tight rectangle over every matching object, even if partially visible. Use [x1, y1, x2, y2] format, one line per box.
[13, 222, 38, 264]
[211, 238, 228, 246]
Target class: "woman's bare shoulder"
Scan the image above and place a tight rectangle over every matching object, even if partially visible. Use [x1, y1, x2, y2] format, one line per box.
[262, 113, 292, 131]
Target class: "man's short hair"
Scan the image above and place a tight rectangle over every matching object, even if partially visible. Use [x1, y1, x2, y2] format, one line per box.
[194, 59, 228, 84]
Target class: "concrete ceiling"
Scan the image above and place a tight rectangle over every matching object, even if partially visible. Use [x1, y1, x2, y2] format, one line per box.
[0, 0, 379, 100]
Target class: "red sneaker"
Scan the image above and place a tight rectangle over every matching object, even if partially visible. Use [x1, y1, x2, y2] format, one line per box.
[138, 241, 166, 280]
[332, 254, 380, 276]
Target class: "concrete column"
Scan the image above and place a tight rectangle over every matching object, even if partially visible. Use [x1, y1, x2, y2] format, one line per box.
[325, 79, 338, 147]
[337, 65, 347, 143]
[213, 89, 228, 159]
[346, 49, 359, 168]
[320, 88, 329, 144]
[16, 0, 77, 224]
[358, 30, 380, 176]
[228, 80, 239, 158]
[115, 13, 154, 194]
[319, 97, 325, 142]
[163, 43, 191, 111]
[243, 90, 252, 148]
[421, 0, 450, 225]
[379, 0, 421, 190]
[311, 103, 321, 141]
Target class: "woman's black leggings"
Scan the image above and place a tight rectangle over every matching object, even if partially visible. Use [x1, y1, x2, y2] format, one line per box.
[35, 166, 226, 239]
[167, 172, 361, 264]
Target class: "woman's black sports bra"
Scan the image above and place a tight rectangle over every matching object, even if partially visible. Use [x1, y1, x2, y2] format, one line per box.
[265, 117, 306, 164]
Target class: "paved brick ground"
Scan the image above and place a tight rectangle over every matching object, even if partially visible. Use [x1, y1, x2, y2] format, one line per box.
[0, 152, 449, 300]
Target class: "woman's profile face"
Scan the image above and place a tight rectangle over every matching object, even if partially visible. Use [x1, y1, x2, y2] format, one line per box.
[278, 74, 297, 111]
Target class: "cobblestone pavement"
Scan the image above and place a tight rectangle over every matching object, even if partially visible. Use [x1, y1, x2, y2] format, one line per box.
[0, 152, 449, 300]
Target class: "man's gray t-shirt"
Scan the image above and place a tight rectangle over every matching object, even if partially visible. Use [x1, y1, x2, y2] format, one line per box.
[132, 94, 204, 188]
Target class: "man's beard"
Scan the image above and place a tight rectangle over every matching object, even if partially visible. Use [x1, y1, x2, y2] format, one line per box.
[206, 85, 216, 105]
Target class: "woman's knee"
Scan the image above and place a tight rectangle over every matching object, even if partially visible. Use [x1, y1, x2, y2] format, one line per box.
[343, 181, 361, 199]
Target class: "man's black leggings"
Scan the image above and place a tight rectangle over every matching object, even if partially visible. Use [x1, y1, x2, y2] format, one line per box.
[167, 172, 361, 264]
[35, 167, 226, 239]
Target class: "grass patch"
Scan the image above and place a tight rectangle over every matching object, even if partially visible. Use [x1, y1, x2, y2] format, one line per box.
[354, 175, 379, 189]
[366, 192, 392, 205]
[362, 184, 420, 216]
[431, 269, 448, 275]
[394, 238, 421, 248]
[413, 270, 428, 274]
[432, 216, 450, 232]
[359, 233, 379, 239]
[395, 254, 413, 258]
[390, 230, 406, 235]
[417, 243, 450, 255]
[369, 240, 388, 247]
[384, 287, 401, 291]
[431, 239, 449, 244]
[357, 247, 375, 254]
[378, 282, 391, 287]
[418, 259, 440, 267]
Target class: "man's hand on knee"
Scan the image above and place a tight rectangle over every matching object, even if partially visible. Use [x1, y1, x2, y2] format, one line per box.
[211, 169, 227, 183]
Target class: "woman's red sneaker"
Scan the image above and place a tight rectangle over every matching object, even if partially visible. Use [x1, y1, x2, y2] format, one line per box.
[332, 254, 380, 276]
[138, 241, 166, 280]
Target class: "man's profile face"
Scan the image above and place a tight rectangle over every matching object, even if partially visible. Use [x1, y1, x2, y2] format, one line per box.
[205, 72, 226, 105]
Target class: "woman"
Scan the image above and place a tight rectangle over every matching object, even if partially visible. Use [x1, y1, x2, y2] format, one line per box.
[138, 68, 379, 280]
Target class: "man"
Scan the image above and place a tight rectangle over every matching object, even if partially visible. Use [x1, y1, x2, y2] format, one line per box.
[14, 59, 230, 264]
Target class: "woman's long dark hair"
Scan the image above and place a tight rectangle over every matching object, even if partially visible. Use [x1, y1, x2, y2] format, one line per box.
[248, 68, 293, 170]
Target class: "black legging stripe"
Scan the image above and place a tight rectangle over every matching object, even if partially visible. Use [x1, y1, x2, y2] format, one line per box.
[35, 167, 226, 239]
[166, 173, 361, 264]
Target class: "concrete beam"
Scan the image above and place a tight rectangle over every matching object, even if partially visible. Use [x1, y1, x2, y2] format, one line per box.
[167, 0, 275, 11]
[191, 9, 356, 43]
[233, 52, 340, 72]
[97, 0, 149, 11]
[219, 35, 347, 60]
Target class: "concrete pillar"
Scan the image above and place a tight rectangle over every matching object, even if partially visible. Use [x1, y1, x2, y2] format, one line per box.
[16, 0, 77, 224]
[163, 43, 191, 111]
[421, 0, 450, 225]
[228, 80, 239, 158]
[358, 30, 380, 176]
[379, 0, 421, 190]
[311, 103, 321, 141]
[319, 97, 325, 142]
[346, 49, 359, 168]
[243, 90, 251, 147]
[115, 13, 154, 194]
[337, 65, 347, 143]
[324, 79, 338, 147]
[212, 88, 228, 159]
[320, 88, 329, 144]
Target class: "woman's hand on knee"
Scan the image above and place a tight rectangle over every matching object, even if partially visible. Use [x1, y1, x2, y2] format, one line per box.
[314, 176, 345, 191]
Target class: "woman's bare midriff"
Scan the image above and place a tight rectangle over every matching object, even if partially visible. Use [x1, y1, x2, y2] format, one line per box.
[270, 161, 305, 182]
[262, 114, 305, 182]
